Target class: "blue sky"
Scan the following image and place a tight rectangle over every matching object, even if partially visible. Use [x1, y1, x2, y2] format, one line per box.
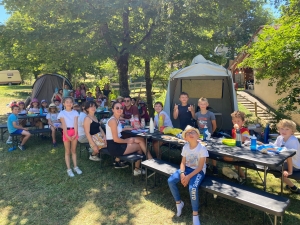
[0, 5, 10, 24]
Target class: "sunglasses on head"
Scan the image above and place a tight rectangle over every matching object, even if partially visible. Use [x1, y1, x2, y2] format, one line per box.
[115, 106, 123, 110]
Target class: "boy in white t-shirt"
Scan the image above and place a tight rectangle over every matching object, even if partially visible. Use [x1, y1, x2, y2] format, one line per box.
[168, 125, 208, 225]
[274, 119, 300, 194]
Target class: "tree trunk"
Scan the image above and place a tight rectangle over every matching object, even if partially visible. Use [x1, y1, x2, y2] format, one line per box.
[116, 53, 130, 96]
[145, 60, 154, 117]
[66, 70, 72, 82]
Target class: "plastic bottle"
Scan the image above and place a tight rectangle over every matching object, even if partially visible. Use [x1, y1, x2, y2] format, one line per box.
[149, 117, 154, 133]
[158, 115, 164, 131]
[39, 107, 43, 115]
[130, 115, 135, 128]
[203, 125, 208, 141]
[141, 118, 145, 129]
[235, 129, 242, 147]
[263, 123, 270, 144]
[250, 134, 257, 151]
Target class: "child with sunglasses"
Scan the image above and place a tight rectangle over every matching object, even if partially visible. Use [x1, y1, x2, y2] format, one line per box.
[168, 125, 208, 225]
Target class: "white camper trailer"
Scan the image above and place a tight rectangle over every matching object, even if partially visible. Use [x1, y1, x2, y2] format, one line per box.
[0, 70, 22, 85]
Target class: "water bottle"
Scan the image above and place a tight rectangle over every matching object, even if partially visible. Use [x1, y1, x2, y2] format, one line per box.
[141, 118, 145, 129]
[39, 107, 43, 115]
[130, 115, 135, 128]
[250, 134, 257, 151]
[55, 87, 58, 93]
[263, 123, 270, 144]
[149, 117, 154, 133]
[235, 129, 242, 147]
[158, 115, 164, 131]
[203, 125, 208, 141]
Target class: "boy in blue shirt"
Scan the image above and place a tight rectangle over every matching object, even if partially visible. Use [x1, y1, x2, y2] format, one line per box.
[7, 105, 31, 150]
[168, 125, 208, 225]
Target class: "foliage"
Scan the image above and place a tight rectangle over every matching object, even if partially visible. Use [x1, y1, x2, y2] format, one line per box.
[240, 0, 300, 115]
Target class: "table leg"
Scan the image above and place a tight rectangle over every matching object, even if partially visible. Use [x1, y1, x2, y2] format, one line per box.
[145, 137, 148, 160]
[281, 163, 284, 195]
[264, 166, 267, 191]
[0, 128, 3, 141]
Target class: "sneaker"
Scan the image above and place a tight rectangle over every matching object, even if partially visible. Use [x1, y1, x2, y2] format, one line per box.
[114, 161, 129, 169]
[89, 155, 101, 161]
[6, 137, 12, 144]
[73, 166, 82, 175]
[287, 185, 300, 194]
[18, 144, 25, 151]
[212, 166, 218, 175]
[67, 169, 75, 177]
[53, 142, 57, 148]
[134, 168, 146, 176]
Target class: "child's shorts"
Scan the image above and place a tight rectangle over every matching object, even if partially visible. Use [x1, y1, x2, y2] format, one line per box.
[62, 129, 78, 142]
[11, 129, 24, 135]
[283, 162, 300, 172]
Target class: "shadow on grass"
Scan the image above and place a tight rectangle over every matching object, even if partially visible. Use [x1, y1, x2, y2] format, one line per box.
[0, 138, 144, 225]
[4, 91, 31, 99]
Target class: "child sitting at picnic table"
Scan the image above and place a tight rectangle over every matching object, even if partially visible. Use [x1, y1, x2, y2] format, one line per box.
[152, 101, 173, 158]
[28, 98, 44, 131]
[223, 111, 250, 179]
[274, 119, 300, 194]
[194, 97, 217, 175]
[7, 105, 31, 151]
[47, 103, 61, 148]
[168, 125, 208, 225]
[86, 92, 94, 102]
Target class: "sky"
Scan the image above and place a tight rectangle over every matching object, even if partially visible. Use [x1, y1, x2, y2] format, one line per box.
[0, 5, 10, 24]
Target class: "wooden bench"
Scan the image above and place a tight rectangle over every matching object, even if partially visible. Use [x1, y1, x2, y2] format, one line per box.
[0, 123, 8, 141]
[141, 159, 290, 225]
[10, 128, 52, 148]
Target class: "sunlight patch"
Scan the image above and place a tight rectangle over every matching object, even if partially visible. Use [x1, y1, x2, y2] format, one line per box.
[0, 206, 13, 224]
[69, 201, 102, 225]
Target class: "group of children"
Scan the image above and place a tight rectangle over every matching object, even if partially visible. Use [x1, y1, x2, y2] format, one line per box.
[167, 92, 300, 225]
[6, 90, 300, 225]
[7, 97, 82, 177]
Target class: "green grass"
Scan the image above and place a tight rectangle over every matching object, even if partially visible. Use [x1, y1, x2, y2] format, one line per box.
[0, 86, 300, 224]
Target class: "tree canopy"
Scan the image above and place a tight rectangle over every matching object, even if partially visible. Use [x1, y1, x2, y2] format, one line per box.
[240, 0, 300, 114]
[0, 0, 275, 96]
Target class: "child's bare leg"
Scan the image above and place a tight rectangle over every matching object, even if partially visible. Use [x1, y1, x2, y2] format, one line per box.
[234, 165, 245, 178]
[64, 141, 71, 169]
[51, 126, 56, 143]
[70, 139, 78, 168]
[20, 130, 31, 145]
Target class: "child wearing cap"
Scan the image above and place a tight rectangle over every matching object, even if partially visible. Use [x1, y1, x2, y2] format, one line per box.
[168, 125, 208, 225]
[7, 105, 31, 151]
[47, 103, 61, 147]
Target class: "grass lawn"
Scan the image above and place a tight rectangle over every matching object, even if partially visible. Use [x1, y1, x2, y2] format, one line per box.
[0, 86, 300, 225]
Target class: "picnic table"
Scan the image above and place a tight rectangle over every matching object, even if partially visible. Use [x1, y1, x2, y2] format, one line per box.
[123, 129, 296, 193]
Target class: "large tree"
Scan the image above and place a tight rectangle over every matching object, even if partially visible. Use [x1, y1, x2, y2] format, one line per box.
[240, 0, 300, 114]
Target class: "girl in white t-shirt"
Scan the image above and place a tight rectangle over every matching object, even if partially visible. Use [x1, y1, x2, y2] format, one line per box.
[168, 126, 208, 225]
[46, 103, 61, 147]
[58, 97, 82, 177]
